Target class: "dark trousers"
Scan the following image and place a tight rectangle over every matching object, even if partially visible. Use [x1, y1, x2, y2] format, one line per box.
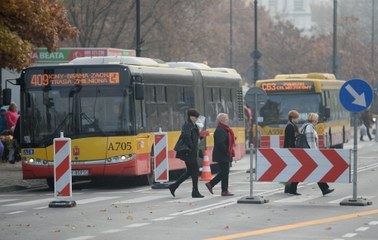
[365, 124, 373, 140]
[289, 182, 329, 194]
[172, 160, 200, 191]
[209, 161, 230, 192]
[318, 182, 330, 193]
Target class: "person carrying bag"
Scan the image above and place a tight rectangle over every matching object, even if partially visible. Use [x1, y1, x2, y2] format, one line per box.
[174, 134, 191, 161]
[169, 109, 205, 198]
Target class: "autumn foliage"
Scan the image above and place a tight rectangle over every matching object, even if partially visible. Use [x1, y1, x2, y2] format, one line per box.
[0, 0, 78, 71]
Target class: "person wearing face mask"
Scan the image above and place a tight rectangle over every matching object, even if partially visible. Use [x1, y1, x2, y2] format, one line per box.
[169, 109, 205, 198]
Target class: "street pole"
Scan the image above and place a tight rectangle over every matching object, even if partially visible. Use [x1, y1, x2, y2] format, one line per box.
[250, 0, 261, 85]
[229, 0, 233, 68]
[332, 0, 338, 77]
[372, 0, 375, 67]
[136, 0, 141, 57]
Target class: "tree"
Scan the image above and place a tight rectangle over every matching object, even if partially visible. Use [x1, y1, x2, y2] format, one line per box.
[61, 0, 378, 85]
[0, 0, 78, 71]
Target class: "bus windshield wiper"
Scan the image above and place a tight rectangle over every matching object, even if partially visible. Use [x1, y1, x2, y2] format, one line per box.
[80, 112, 105, 136]
[40, 113, 72, 146]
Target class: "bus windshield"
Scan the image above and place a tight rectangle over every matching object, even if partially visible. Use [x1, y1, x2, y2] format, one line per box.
[22, 86, 132, 146]
[259, 94, 321, 126]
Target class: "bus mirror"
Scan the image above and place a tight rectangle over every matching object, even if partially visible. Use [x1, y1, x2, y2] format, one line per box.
[26, 93, 31, 108]
[325, 106, 331, 119]
[135, 82, 144, 100]
[134, 75, 144, 100]
[2, 88, 11, 106]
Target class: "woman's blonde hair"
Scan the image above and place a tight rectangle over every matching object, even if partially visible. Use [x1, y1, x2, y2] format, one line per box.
[307, 112, 319, 122]
[216, 113, 228, 124]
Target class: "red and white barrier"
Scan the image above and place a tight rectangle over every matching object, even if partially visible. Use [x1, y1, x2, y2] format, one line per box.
[54, 133, 72, 198]
[154, 130, 169, 183]
[256, 148, 351, 183]
[260, 135, 284, 148]
[49, 132, 76, 208]
[260, 135, 327, 148]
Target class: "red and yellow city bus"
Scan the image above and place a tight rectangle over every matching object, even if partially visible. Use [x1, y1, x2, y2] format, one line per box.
[7, 56, 245, 188]
[255, 73, 351, 148]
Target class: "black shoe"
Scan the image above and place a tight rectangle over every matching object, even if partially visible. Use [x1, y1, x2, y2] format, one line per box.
[168, 184, 177, 197]
[205, 182, 213, 194]
[289, 192, 301, 196]
[360, 138, 364, 141]
[323, 188, 334, 196]
[192, 191, 204, 198]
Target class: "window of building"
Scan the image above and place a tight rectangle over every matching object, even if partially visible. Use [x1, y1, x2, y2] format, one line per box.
[294, 0, 304, 11]
[269, 0, 278, 13]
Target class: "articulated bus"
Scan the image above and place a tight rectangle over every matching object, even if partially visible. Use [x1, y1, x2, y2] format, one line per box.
[255, 73, 351, 148]
[9, 56, 245, 188]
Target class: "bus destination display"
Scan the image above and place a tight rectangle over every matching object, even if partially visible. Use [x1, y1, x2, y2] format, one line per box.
[29, 72, 120, 87]
[261, 81, 314, 92]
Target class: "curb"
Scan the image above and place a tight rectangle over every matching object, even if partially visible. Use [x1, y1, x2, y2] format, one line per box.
[0, 184, 48, 193]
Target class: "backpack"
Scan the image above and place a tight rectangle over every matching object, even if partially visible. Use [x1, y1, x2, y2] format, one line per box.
[295, 124, 310, 148]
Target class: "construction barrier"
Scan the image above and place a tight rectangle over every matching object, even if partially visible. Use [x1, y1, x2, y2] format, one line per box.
[260, 135, 327, 148]
[260, 135, 284, 148]
[49, 132, 76, 208]
[256, 148, 351, 183]
[152, 129, 169, 189]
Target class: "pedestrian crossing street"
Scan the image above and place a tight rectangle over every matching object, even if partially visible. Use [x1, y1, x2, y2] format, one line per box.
[0, 186, 375, 216]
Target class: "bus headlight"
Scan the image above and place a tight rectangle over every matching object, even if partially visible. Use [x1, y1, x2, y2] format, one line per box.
[106, 154, 135, 163]
[24, 158, 48, 166]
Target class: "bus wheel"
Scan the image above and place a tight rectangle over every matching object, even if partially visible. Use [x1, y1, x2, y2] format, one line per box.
[46, 178, 54, 190]
[137, 172, 154, 186]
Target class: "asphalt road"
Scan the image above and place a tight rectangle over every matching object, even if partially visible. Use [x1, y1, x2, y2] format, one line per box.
[1, 139, 378, 240]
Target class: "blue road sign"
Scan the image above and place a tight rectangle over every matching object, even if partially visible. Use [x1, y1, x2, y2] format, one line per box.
[339, 79, 373, 112]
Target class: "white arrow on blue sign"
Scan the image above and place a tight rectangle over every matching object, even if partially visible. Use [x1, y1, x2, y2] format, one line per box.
[339, 79, 373, 112]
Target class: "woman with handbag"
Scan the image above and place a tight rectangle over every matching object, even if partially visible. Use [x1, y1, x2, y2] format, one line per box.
[169, 109, 204, 198]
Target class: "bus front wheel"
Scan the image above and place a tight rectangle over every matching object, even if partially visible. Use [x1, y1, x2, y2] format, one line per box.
[46, 178, 54, 190]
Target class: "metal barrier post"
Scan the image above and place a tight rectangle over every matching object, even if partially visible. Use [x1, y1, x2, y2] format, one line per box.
[340, 112, 372, 206]
[237, 144, 268, 204]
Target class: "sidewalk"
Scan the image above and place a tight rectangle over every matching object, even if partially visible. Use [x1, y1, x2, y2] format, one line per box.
[0, 161, 47, 193]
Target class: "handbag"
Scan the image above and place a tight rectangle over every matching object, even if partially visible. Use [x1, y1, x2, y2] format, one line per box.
[295, 125, 310, 148]
[174, 135, 191, 160]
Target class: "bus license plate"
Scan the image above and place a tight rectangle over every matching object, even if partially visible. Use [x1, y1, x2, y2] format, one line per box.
[72, 170, 89, 176]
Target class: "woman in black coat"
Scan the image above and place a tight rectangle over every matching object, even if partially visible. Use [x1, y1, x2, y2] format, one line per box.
[169, 109, 204, 198]
[283, 110, 301, 195]
[205, 113, 235, 196]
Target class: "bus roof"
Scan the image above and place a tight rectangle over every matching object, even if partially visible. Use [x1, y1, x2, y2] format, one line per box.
[166, 62, 211, 70]
[274, 73, 337, 80]
[69, 56, 168, 67]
